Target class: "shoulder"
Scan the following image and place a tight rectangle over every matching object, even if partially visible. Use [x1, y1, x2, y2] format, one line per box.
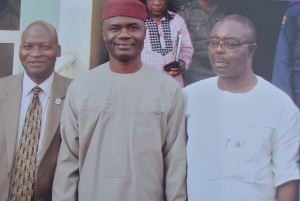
[183, 77, 217, 103]
[0, 74, 23, 100]
[285, 3, 300, 17]
[288, 2, 300, 9]
[54, 72, 73, 86]
[172, 12, 186, 23]
[169, 12, 189, 29]
[257, 76, 298, 111]
[257, 76, 287, 96]
[143, 63, 178, 83]
[0, 73, 21, 84]
[0, 73, 22, 91]
[184, 77, 217, 94]
[183, 77, 217, 110]
[142, 63, 182, 92]
[70, 63, 108, 86]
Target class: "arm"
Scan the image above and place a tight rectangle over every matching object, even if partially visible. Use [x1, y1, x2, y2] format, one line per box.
[276, 180, 299, 201]
[177, 14, 193, 71]
[163, 87, 187, 201]
[273, 107, 300, 201]
[168, 15, 193, 77]
[52, 83, 79, 201]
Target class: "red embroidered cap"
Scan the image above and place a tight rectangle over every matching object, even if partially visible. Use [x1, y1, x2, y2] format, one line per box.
[102, 0, 147, 21]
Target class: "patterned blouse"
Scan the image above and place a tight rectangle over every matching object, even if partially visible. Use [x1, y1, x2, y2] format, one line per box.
[142, 11, 194, 87]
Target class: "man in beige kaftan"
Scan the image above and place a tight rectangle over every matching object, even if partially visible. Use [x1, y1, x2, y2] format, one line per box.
[52, 0, 187, 200]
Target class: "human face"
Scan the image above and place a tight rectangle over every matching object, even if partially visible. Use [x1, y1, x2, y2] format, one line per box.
[208, 20, 255, 80]
[19, 22, 61, 84]
[103, 16, 146, 63]
[146, 0, 167, 20]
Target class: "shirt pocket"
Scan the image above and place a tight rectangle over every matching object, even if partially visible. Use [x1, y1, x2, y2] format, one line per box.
[130, 103, 169, 157]
[76, 99, 110, 138]
[221, 126, 273, 183]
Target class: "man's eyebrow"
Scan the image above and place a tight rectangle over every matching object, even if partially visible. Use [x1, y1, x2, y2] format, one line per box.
[128, 22, 140, 26]
[108, 23, 120, 27]
[210, 37, 240, 41]
[107, 22, 140, 27]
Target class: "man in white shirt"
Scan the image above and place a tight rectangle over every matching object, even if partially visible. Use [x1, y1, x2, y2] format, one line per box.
[184, 14, 300, 201]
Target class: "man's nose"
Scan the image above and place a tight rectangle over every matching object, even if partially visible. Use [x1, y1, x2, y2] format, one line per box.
[216, 43, 226, 52]
[118, 28, 130, 38]
[29, 46, 43, 57]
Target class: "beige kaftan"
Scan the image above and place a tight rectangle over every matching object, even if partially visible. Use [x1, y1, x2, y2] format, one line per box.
[52, 63, 187, 201]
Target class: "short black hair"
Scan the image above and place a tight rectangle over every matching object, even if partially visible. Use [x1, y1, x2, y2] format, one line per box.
[218, 14, 257, 43]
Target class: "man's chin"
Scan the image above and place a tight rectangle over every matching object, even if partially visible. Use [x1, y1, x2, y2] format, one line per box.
[25, 68, 52, 78]
[116, 54, 134, 62]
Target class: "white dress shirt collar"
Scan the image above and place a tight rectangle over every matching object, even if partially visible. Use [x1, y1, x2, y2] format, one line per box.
[22, 72, 54, 98]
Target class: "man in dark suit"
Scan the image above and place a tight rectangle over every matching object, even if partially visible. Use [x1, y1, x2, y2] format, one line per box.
[0, 20, 72, 201]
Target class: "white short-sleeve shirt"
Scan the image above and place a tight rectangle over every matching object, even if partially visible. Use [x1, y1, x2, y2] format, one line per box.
[183, 76, 300, 201]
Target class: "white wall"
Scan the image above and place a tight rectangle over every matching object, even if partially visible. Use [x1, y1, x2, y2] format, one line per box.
[59, 0, 94, 78]
[20, 0, 60, 31]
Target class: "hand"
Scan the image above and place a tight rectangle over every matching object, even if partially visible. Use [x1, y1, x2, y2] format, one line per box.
[169, 66, 181, 77]
[163, 60, 185, 77]
[163, 61, 180, 72]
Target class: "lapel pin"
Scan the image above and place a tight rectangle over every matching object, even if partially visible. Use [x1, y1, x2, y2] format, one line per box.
[55, 98, 62, 105]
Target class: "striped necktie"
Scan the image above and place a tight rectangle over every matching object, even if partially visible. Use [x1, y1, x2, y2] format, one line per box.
[9, 86, 42, 201]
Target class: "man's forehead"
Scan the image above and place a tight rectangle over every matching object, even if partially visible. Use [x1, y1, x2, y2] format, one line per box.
[215, 20, 244, 31]
[212, 20, 249, 39]
[22, 30, 55, 42]
[22, 23, 56, 39]
[21, 38, 55, 44]
[24, 22, 53, 34]
[104, 16, 145, 25]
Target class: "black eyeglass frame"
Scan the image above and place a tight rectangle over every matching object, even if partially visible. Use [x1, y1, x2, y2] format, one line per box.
[207, 40, 256, 51]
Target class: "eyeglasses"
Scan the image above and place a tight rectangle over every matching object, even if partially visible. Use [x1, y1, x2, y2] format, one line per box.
[208, 40, 256, 51]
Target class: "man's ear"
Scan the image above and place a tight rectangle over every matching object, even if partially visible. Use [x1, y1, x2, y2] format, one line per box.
[248, 44, 257, 56]
[57, 45, 61, 57]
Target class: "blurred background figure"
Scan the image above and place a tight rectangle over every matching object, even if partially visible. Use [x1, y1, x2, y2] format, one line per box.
[141, 0, 194, 87]
[178, 0, 224, 86]
[272, 2, 300, 108]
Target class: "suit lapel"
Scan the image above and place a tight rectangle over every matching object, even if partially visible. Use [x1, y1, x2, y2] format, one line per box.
[1, 74, 23, 171]
[39, 73, 67, 159]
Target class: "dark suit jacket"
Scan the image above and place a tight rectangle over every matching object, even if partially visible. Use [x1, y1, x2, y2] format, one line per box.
[0, 72, 72, 201]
